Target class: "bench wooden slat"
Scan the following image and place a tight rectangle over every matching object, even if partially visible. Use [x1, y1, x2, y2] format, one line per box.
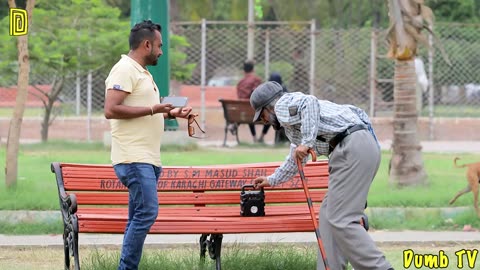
[73, 190, 327, 205]
[59, 162, 286, 179]
[77, 205, 319, 217]
[79, 213, 318, 222]
[60, 161, 329, 192]
[59, 161, 292, 169]
[53, 160, 331, 269]
[78, 217, 315, 234]
[63, 176, 328, 192]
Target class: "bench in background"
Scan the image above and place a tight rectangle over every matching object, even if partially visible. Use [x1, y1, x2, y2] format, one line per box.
[52, 160, 329, 270]
[218, 98, 289, 146]
[218, 98, 262, 146]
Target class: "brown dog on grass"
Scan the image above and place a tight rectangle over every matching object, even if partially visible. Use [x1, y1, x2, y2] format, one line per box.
[449, 157, 480, 217]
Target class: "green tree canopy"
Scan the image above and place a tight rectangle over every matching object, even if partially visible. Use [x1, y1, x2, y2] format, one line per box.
[0, 0, 129, 84]
[428, 0, 480, 23]
[168, 0, 480, 26]
[0, 0, 195, 85]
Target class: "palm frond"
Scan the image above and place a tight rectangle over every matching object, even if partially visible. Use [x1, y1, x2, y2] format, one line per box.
[386, 0, 450, 65]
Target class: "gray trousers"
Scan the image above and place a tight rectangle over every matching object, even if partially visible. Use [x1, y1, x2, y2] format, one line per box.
[316, 130, 392, 270]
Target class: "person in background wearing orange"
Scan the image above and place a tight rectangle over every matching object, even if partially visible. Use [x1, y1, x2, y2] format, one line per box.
[236, 60, 270, 143]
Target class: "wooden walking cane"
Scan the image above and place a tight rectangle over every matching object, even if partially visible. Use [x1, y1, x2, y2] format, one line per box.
[295, 149, 330, 270]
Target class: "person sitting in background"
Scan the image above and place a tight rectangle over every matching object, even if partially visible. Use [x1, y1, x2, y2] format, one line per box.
[237, 60, 270, 143]
[268, 72, 289, 145]
[269, 72, 288, 93]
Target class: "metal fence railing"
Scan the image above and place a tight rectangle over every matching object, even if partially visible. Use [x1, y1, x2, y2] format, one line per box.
[171, 21, 314, 92]
[1, 21, 479, 120]
[171, 21, 480, 119]
[373, 23, 480, 118]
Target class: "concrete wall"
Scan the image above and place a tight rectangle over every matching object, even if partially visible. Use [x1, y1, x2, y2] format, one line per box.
[1, 114, 480, 144]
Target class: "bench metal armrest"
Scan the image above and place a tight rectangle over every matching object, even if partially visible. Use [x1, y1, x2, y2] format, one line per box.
[51, 162, 78, 222]
[60, 193, 78, 220]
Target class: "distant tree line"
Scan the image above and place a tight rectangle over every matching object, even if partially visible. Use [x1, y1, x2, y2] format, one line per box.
[125, 0, 477, 26]
[2, 0, 478, 27]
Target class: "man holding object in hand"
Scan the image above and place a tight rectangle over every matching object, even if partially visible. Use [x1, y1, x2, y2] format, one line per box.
[251, 81, 393, 270]
[104, 20, 192, 270]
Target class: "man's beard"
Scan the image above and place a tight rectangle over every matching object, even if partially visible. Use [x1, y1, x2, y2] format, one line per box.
[147, 50, 159, 66]
[268, 113, 282, 130]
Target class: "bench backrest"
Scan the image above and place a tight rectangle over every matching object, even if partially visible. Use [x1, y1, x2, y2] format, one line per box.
[218, 99, 256, 124]
[52, 161, 329, 209]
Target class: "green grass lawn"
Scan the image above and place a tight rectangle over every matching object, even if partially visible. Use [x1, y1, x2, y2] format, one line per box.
[4, 104, 480, 118]
[0, 141, 290, 210]
[369, 152, 479, 207]
[4, 243, 472, 270]
[0, 140, 477, 210]
[0, 107, 104, 118]
[420, 105, 480, 117]
[1, 140, 480, 233]
[0, 107, 45, 117]
[81, 244, 480, 270]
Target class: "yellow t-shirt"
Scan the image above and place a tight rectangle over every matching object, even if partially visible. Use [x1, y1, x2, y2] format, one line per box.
[105, 55, 164, 166]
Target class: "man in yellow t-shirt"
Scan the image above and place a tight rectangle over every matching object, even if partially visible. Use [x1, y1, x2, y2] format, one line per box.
[104, 20, 191, 270]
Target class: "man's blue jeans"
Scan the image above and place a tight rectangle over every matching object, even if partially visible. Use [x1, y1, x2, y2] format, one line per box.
[114, 163, 161, 270]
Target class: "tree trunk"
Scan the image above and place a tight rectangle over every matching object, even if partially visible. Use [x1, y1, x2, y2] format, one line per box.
[5, 0, 35, 188]
[40, 77, 63, 142]
[389, 59, 427, 187]
[41, 105, 51, 142]
[170, 0, 180, 21]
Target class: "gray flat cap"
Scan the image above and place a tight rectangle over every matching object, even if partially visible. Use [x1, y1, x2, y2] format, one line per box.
[250, 81, 284, 122]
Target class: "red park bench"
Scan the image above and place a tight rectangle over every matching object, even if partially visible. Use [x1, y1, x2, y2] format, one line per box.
[218, 98, 263, 146]
[218, 98, 289, 146]
[52, 160, 329, 270]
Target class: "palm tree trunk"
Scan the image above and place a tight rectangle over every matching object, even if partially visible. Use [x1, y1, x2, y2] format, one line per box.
[389, 59, 427, 187]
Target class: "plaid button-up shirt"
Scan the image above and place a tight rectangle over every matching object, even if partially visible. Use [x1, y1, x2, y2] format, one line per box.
[267, 92, 378, 186]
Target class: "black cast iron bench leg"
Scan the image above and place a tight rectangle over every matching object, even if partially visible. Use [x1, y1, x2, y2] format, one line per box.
[61, 193, 80, 270]
[200, 234, 208, 263]
[63, 215, 80, 270]
[199, 233, 224, 270]
[223, 121, 229, 147]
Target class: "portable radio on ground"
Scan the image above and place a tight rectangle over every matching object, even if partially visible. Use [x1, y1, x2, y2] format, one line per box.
[240, 184, 265, 217]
